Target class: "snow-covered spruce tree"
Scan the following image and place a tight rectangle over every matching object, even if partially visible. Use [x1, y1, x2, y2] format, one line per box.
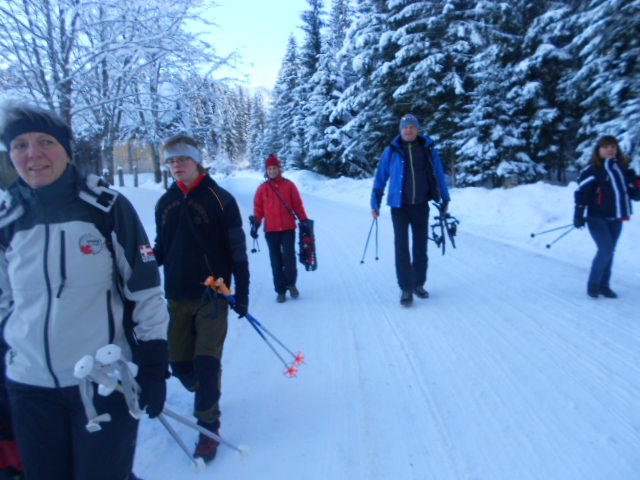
[515, 3, 581, 183]
[332, 0, 397, 177]
[248, 93, 269, 170]
[263, 35, 302, 168]
[303, 0, 353, 177]
[454, 1, 548, 186]
[559, 0, 640, 167]
[386, 0, 477, 184]
[293, 0, 326, 170]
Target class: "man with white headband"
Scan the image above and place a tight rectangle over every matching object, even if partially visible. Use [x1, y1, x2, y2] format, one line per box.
[153, 134, 249, 465]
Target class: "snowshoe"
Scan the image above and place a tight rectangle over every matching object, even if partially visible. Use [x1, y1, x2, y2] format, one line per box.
[298, 219, 317, 271]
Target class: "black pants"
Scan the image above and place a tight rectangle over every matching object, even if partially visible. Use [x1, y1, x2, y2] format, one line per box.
[391, 202, 429, 292]
[265, 229, 297, 294]
[6, 380, 138, 480]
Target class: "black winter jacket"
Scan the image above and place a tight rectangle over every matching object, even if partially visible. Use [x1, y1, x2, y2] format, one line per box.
[574, 159, 637, 219]
[154, 175, 249, 300]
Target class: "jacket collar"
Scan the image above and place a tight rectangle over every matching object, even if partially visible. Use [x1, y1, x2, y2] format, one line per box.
[391, 133, 432, 150]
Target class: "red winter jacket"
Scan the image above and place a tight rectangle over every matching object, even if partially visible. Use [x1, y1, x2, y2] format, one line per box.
[253, 176, 308, 232]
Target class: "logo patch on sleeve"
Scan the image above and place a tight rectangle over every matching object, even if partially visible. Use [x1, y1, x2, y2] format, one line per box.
[139, 244, 155, 263]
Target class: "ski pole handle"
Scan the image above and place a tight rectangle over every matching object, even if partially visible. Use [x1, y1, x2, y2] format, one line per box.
[203, 276, 233, 297]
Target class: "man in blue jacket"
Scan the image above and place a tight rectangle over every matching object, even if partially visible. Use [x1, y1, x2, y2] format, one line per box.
[371, 113, 451, 306]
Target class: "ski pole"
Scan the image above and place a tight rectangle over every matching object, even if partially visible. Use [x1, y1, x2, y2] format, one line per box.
[250, 237, 260, 254]
[157, 414, 206, 471]
[360, 217, 379, 263]
[374, 214, 379, 260]
[245, 313, 305, 366]
[530, 224, 573, 238]
[545, 226, 575, 248]
[203, 276, 305, 377]
[162, 407, 250, 457]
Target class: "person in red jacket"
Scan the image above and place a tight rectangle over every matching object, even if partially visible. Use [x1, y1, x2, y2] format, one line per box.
[250, 154, 310, 303]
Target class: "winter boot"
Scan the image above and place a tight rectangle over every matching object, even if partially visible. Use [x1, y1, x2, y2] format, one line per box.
[414, 286, 430, 299]
[400, 290, 413, 306]
[587, 283, 599, 298]
[276, 293, 286, 303]
[194, 432, 219, 464]
[600, 286, 617, 298]
[287, 285, 299, 298]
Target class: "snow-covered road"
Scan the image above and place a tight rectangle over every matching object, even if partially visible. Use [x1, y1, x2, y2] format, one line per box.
[127, 173, 640, 480]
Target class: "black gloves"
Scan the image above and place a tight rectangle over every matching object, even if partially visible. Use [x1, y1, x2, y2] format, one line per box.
[249, 215, 260, 239]
[574, 205, 586, 228]
[299, 219, 314, 235]
[440, 201, 449, 215]
[133, 340, 168, 418]
[231, 292, 248, 317]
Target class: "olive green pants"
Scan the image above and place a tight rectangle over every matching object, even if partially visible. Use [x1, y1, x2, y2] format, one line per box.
[167, 297, 228, 429]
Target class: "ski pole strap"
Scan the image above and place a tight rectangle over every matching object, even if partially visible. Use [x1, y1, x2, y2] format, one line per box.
[264, 179, 298, 221]
[77, 378, 111, 432]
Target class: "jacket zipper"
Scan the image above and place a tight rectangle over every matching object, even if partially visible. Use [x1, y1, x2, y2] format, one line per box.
[106, 290, 115, 343]
[43, 223, 60, 388]
[409, 143, 416, 203]
[56, 230, 66, 298]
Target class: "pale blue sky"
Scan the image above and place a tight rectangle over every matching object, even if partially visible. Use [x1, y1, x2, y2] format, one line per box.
[201, 0, 310, 90]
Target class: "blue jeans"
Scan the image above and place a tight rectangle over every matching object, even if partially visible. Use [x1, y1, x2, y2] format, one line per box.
[587, 218, 622, 288]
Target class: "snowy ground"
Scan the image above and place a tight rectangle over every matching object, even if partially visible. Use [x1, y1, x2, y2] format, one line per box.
[117, 170, 640, 480]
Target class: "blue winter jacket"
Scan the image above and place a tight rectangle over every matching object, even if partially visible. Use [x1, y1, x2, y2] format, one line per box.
[371, 134, 450, 210]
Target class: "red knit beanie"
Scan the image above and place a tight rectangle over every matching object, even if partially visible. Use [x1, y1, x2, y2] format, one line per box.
[266, 153, 281, 169]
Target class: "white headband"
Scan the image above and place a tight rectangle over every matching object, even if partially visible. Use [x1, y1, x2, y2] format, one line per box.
[163, 143, 202, 164]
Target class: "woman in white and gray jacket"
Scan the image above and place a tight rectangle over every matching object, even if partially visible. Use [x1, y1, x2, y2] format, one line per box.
[0, 99, 169, 480]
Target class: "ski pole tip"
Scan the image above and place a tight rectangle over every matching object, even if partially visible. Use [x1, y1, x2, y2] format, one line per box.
[238, 445, 251, 458]
[293, 352, 305, 366]
[530, 233, 535, 238]
[193, 457, 206, 472]
[545, 244, 551, 249]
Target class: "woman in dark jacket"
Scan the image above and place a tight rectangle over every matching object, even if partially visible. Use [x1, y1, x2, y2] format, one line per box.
[574, 135, 640, 298]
